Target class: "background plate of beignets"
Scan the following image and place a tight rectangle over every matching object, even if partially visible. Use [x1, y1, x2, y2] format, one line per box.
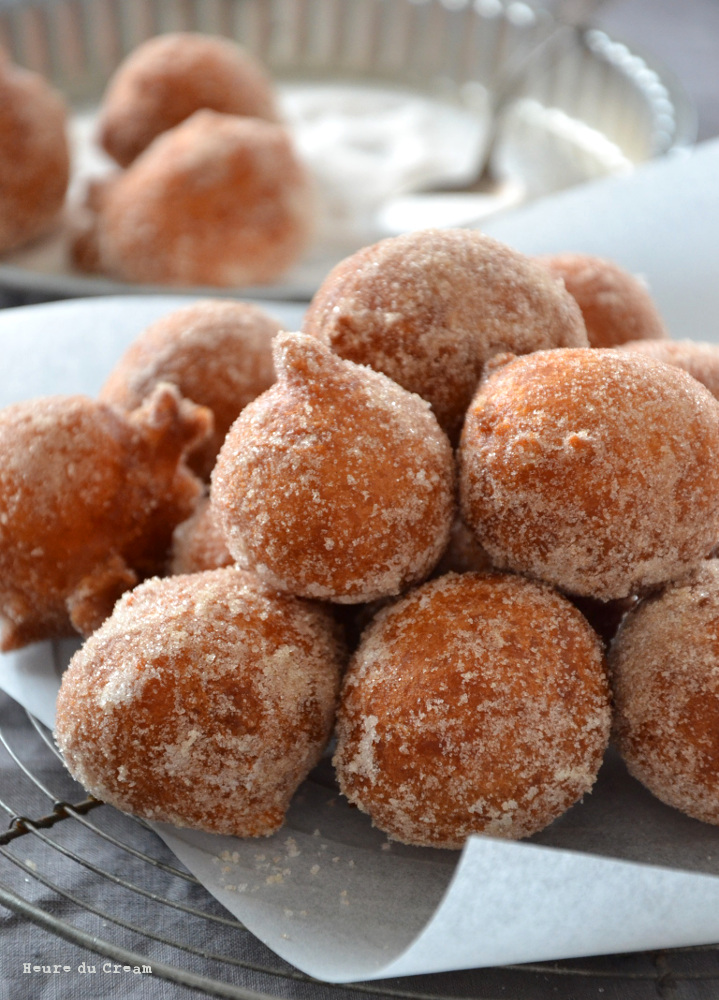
[459, 347, 719, 600]
[334, 571, 611, 848]
[302, 228, 588, 442]
[211, 332, 455, 603]
[0, 386, 209, 650]
[54, 568, 345, 837]
[86, 111, 315, 289]
[99, 298, 281, 479]
[610, 560, 719, 826]
[97, 31, 280, 167]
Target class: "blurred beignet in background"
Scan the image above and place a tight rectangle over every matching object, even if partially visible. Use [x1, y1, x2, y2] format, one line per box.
[618, 338, 719, 400]
[75, 111, 315, 288]
[98, 31, 280, 167]
[0, 387, 210, 650]
[0, 56, 70, 254]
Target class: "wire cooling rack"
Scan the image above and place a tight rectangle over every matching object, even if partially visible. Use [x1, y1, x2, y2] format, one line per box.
[3, 689, 719, 1000]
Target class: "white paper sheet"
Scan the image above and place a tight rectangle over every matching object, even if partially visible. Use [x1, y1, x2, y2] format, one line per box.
[3, 139, 719, 983]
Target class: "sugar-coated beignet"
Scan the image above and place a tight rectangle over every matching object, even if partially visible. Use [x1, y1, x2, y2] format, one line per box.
[459, 348, 719, 600]
[334, 572, 611, 847]
[93, 111, 314, 287]
[619, 339, 719, 400]
[610, 560, 719, 825]
[100, 299, 280, 478]
[55, 568, 344, 837]
[0, 387, 210, 650]
[302, 228, 588, 441]
[170, 496, 233, 575]
[98, 32, 279, 167]
[536, 253, 668, 348]
[211, 332, 455, 602]
[0, 58, 70, 253]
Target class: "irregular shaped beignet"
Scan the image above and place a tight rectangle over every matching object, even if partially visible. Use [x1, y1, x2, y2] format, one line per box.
[0, 386, 209, 649]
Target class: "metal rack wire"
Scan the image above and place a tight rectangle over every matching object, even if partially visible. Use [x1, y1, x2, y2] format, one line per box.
[3, 689, 719, 1000]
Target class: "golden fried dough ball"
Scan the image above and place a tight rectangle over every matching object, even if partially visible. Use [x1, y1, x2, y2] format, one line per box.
[100, 299, 280, 478]
[89, 111, 314, 287]
[334, 571, 611, 847]
[459, 348, 719, 601]
[55, 568, 345, 837]
[0, 387, 210, 650]
[536, 253, 668, 348]
[170, 496, 233, 575]
[211, 332, 455, 603]
[302, 228, 588, 442]
[98, 32, 279, 167]
[610, 560, 719, 825]
[619, 339, 719, 400]
[0, 58, 70, 253]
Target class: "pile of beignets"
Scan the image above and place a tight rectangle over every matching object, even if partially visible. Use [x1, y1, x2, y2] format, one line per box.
[5, 227, 719, 848]
[0, 33, 314, 287]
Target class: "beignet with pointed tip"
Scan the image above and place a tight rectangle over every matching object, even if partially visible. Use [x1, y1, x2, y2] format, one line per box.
[459, 348, 719, 600]
[334, 571, 611, 847]
[98, 32, 280, 167]
[211, 332, 455, 602]
[302, 228, 588, 441]
[0, 386, 210, 650]
[55, 568, 344, 837]
[100, 299, 281, 479]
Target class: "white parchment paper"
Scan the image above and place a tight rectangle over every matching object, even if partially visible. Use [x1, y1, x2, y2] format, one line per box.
[2, 139, 719, 982]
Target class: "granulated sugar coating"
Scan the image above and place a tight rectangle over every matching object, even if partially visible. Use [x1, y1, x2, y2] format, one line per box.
[0, 387, 210, 651]
[90, 111, 314, 288]
[98, 32, 280, 167]
[334, 572, 611, 847]
[610, 560, 719, 825]
[536, 253, 668, 348]
[170, 496, 233, 575]
[619, 339, 719, 400]
[100, 299, 281, 479]
[211, 332, 455, 603]
[301, 228, 588, 442]
[459, 348, 719, 601]
[0, 57, 70, 254]
[55, 568, 345, 837]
